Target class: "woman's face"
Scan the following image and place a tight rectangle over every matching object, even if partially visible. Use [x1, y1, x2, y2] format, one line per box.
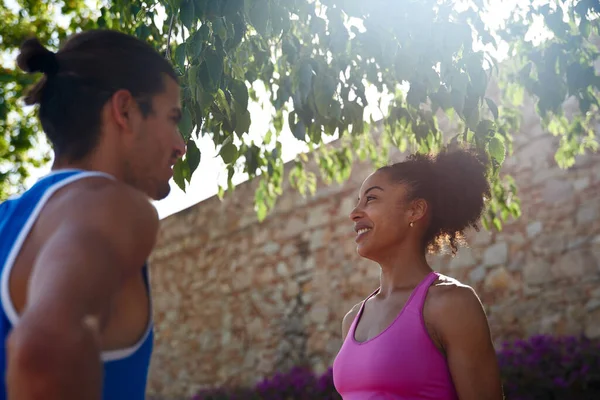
[349, 170, 425, 261]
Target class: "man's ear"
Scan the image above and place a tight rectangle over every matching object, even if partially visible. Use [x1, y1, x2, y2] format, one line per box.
[109, 89, 136, 131]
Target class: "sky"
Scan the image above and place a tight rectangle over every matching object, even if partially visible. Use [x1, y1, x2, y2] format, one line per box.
[9, 0, 541, 219]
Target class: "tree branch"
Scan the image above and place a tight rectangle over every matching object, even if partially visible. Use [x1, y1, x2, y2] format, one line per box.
[165, 12, 176, 60]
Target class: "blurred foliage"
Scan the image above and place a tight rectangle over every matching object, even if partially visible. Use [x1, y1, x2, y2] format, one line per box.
[1, 0, 599, 226]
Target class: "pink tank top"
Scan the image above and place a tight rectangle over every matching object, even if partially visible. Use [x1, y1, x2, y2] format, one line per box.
[332, 271, 458, 400]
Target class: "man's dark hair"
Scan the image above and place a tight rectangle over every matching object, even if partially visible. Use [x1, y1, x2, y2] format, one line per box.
[17, 29, 178, 161]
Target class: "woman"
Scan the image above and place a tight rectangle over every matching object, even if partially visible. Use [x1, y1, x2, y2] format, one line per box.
[332, 147, 504, 400]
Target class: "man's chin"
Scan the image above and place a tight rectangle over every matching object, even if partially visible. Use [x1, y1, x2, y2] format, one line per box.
[153, 183, 171, 201]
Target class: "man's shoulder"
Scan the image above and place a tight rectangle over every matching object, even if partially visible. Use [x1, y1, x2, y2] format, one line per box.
[54, 174, 153, 213]
[39, 173, 158, 238]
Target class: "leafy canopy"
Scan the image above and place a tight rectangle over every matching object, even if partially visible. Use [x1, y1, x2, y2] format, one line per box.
[1, 0, 599, 229]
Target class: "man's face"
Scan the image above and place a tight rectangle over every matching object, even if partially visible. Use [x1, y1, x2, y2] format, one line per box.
[125, 76, 186, 200]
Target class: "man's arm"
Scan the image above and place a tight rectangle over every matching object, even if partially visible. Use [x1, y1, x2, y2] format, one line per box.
[6, 181, 158, 400]
[433, 285, 504, 400]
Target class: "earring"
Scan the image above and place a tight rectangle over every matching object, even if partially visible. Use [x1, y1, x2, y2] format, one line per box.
[409, 222, 414, 227]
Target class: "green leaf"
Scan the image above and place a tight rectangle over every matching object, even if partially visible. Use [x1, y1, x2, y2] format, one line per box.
[178, 107, 194, 141]
[244, 144, 260, 175]
[330, 101, 342, 122]
[407, 82, 427, 108]
[293, 120, 306, 141]
[198, 23, 210, 41]
[433, 86, 453, 110]
[217, 185, 225, 200]
[215, 89, 231, 121]
[289, 112, 306, 140]
[180, 0, 195, 30]
[475, 119, 495, 138]
[188, 65, 200, 95]
[296, 60, 313, 103]
[227, 165, 235, 192]
[219, 142, 238, 164]
[186, 31, 204, 59]
[172, 158, 190, 191]
[310, 15, 326, 35]
[230, 79, 249, 109]
[231, 61, 246, 81]
[451, 90, 465, 115]
[174, 43, 187, 69]
[224, 0, 244, 17]
[466, 107, 480, 131]
[451, 72, 469, 94]
[489, 135, 506, 165]
[394, 48, 417, 82]
[485, 97, 499, 120]
[579, 18, 591, 38]
[345, 101, 364, 124]
[264, 130, 273, 145]
[213, 17, 228, 41]
[186, 138, 201, 176]
[249, 0, 269, 36]
[235, 108, 251, 135]
[313, 74, 336, 116]
[204, 49, 224, 89]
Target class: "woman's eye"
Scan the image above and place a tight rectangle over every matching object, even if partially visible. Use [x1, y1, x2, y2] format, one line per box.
[366, 196, 375, 202]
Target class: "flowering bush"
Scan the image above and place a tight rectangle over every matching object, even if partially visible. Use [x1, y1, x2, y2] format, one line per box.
[498, 334, 600, 400]
[193, 335, 600, 399]
[192, 367, 340, 400]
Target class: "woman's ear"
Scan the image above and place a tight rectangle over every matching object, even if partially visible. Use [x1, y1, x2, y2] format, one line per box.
[408, 198, 428, 222]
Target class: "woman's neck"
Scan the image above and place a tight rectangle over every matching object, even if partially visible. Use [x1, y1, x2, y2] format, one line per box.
[376, 245, 432, 298]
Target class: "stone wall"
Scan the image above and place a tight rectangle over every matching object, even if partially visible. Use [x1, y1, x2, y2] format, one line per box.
[146, 92, 600, 398]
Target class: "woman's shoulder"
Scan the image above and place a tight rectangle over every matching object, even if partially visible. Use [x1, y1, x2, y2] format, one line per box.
[426, 273, 486, 321]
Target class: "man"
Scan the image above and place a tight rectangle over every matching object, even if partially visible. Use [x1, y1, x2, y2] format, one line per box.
[0, 29, 186, 400]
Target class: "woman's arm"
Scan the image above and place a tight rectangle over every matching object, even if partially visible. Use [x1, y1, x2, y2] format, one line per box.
[430, 285, 504, 400]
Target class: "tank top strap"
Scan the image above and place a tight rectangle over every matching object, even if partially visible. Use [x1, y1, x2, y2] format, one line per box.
[405, 271, 439, 313]
[350, 287, 380, 331]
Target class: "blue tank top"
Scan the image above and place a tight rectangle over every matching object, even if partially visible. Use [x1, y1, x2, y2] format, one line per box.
[0, 169, 154, 400]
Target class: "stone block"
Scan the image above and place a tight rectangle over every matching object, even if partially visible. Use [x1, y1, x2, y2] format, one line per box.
[276, 262, 289, 276]
[526, 221, 543, 238]
[469, 265, 487, 283]
[542, 179, 574, 204]
[262, 241, 280, 255]
[483, 242, 508, 266]
[309, 305, 330, 325]
[585, 298, 600, 312]
[309, 228, 326, 251]
[484, 266, 518, 293]
[449, 248, 476, 270]
[522, 257, 552, 285]
[576, 205, 597, 226]
[585, 308, 600, 338]
[284, 216, 306, 238]
[338, 196, 356, 217]
[573, 177, 591, 191]
[306, 204, 330, 229]
[551, 249, 597, 280]
[531, 233, 567, 257]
